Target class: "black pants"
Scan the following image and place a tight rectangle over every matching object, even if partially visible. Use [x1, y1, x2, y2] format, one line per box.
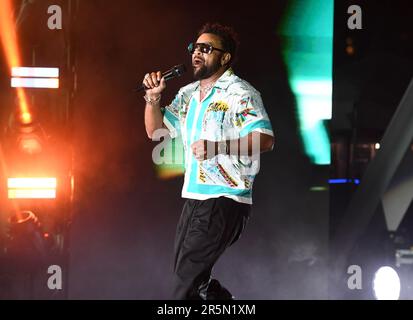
[172, 196, 251, 300]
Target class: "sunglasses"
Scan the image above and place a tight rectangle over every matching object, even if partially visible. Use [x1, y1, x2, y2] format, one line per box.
[187, 42, 226, 55]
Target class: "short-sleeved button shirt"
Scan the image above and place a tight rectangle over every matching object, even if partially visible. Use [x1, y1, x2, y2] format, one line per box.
[163, 68, 274, 204]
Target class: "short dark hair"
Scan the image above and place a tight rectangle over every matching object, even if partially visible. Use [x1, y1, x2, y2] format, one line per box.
[197, 22, 239, 66]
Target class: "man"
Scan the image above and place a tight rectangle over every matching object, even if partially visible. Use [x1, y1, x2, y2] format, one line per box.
[143, 23, 274, 300]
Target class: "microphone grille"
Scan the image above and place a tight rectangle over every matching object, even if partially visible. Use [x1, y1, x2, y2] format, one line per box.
[175, 64, 186, 75]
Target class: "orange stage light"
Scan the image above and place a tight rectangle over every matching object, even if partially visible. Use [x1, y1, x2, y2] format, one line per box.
[0, 0, 32, 124]
[8, 177, 57, 199]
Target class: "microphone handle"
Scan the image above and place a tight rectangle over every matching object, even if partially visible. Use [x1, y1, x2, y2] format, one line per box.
[134, 71, 175, 92]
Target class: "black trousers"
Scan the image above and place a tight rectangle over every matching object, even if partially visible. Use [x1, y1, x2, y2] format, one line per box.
[172, 196, 251, 300]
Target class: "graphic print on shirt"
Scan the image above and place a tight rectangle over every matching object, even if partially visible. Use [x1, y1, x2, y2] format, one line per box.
[202, 100, 229, 133]
[198, 157, 240, 188]
[178, 92, 191, 125]
[233, 97, 258, 128]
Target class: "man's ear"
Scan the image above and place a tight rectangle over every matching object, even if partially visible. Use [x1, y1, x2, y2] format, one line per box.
[221, 52, 231, 66]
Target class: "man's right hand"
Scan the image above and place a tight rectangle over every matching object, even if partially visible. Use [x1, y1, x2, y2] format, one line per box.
[142, 71, 166, 98]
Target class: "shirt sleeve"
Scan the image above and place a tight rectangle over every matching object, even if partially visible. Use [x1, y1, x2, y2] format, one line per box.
[162, 91, 182, 139]
[233, 91, 274, 138]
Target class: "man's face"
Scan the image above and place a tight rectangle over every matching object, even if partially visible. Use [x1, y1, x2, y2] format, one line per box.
[192, 33, 225, 80]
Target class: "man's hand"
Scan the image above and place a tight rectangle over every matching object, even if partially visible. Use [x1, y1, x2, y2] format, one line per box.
[143, 71, 167, 139]
[191, 139, 217, 161]
[142, 71, 166, 98]
[190, 133, 274, 160]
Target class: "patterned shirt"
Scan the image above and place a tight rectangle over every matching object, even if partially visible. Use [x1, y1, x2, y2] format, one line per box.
[163, 68, 274, 204]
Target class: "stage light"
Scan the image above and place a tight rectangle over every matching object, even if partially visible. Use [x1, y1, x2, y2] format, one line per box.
[8, 189, 56, 199]
[328, 178, 360, 185]
[310, 186, 328, 191]
[346, 46, 355, 56]
[11, 77, 59, 89]
[20, 112, 32, 124]
[8, 177, 57, 199]
[329, 179, 348, 184]
[375, 143, 380, 150]
[373, 266, 400, 300]
[12, 67, 59, 78]
[279, 0, 333, 165]
[0, 1, 33, 124]
[11, 67, 60, 89]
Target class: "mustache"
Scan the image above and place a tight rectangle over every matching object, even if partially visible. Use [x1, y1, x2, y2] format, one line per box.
[192, 57, 205, 64]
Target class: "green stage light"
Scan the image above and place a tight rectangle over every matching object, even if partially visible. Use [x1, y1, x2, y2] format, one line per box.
[279, 0, 334, 165]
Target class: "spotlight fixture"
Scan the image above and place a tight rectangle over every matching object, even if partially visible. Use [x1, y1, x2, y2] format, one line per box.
[373, 266, 401, 300]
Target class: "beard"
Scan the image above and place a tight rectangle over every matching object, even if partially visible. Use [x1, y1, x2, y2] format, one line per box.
[193, 60, 221, 80]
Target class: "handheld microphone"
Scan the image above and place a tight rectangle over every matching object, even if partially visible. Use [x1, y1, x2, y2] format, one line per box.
[134, 64, 186, 92]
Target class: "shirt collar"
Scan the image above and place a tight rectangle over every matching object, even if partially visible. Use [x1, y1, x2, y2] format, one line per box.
[213, 68, 234, 90]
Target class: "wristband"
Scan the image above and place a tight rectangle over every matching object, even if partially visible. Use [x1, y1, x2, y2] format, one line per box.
[144, 94, 161, 105]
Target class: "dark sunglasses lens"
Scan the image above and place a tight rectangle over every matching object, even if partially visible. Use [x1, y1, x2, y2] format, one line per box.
[188, 43, 213, 54]
[200, 44, 211, 53]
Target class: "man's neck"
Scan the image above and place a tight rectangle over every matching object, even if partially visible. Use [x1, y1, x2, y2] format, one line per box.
[200, 68, 227, 87]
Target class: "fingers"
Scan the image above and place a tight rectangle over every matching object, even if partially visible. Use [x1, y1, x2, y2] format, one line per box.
[195, 152, 205, 161]
[191, 142, 201, 160]
[150, 72, 158, 87]
[194, 150, 205, 160]
[142, 71, 161, 89]
[191, 140, 207, 160]
[142, 73, 150, 90]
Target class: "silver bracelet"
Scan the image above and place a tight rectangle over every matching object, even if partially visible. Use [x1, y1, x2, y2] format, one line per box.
[143, 94, 161, 105]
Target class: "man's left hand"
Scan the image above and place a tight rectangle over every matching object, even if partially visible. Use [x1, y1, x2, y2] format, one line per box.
[191, 139, 217, 161]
